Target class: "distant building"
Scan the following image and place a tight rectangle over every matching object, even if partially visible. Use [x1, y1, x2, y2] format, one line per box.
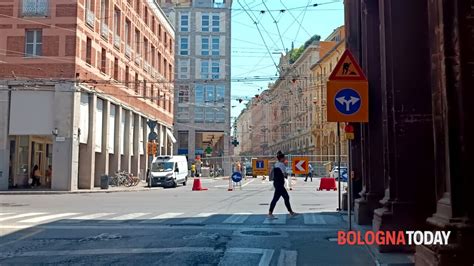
[158, 0, 232, 173]
[0, 0, 175, 191]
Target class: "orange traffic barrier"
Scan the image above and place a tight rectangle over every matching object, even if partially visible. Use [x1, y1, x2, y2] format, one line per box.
[318, 177, 337, 191]
[192, 178, 208, 191]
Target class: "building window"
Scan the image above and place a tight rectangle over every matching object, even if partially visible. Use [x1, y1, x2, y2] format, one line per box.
[195, 85, 204, 104]
[179, 36, 188, 55]
[201, 14, 209, 32]
[201, 37, 209, 56]
[85, 37, 92, 64]
[134, 73, 139, 92]
[211, 60, 220, 79]
[144, 7, 148, 25]
[135, 0, 140, 15]
[22, 0, 49, 17]
[216, 112, 225, 123]
[178, 59, 190, 79]
[177, 107, 190, 122]
[143, 38, 149, 63]
[101, 48, 106, 73]
[135, 28, 140, 56]
[85, 0, 95, 27]
[180, 12, 189, 32]
[200, 61, 209, 79]
[195, 107, 204, 123]
[205, 85, 215, 103]
[158, 25, 162, 41]
[178, 85, 190, 103]
[113, 57, 119, 80]
[25, 30, 42, 57]
[211, 36, 220, 56]
[216, 85, 225, 103]
[125, 65, 129, 88]
[212, 14, 220, 32]
[205, 108, 214, 123]
[100, 0, 109, 25]
[125, 19, 131, 45]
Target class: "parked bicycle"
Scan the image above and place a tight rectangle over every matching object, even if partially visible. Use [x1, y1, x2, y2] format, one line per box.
[109, 170, 140, 187]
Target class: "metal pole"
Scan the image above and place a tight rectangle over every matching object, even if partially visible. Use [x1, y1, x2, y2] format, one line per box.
[348, 139, 352, 230]
[148, 154, 152, 188]
[337, 122, 341, 211]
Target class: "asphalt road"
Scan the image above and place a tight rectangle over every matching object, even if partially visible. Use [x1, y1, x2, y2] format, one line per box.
[0, 177, 374, 266]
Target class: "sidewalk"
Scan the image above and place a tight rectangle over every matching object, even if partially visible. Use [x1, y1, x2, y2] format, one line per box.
[0, 182, 154, 195]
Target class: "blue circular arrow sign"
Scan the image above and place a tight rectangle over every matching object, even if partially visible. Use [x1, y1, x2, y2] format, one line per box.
[334, 88, 361, 115]
[231, 172, 242, 183]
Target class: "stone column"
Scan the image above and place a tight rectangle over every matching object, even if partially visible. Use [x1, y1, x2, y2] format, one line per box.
[95, 100, 110, 187]
[415, 1, 474, 265]
[140, 117, 147, 177]
[189, 128, 196, 161]
[78, 93, 96, 189]
[163, 125, 169, 155]
[121, 109, 132, 172]
[0, 87, 10, 190]
[131, 113, 140, 176]
[52, 83, 80, 191]
[109, 105, 121, 174]
[372, 0, 437, 252]
[353, 0, 385, 225]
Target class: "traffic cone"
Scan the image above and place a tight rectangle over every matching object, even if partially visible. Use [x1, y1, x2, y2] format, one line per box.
[192, 178, 208, 191]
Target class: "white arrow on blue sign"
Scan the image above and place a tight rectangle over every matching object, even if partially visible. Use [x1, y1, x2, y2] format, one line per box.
[335, 88, 361, 115]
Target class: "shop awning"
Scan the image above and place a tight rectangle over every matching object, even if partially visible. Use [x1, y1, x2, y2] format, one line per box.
[166, 128, 177, 144]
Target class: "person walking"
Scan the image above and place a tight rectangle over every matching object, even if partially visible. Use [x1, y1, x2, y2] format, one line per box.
[31, 165, 42, 187]
[305, 163, 314, 182]
[268, 151, 297, 219]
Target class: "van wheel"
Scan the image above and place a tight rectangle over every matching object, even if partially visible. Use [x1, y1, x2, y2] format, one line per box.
[183, 177, 187, 186]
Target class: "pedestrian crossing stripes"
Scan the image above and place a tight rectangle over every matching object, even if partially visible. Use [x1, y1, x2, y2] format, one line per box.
[0, 212, 337, 226]
[98, 213, 151, 223]
[223, 213, 252, 224]
[139, 213, 183, 224]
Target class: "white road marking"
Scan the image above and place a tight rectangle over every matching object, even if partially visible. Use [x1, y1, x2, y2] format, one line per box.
[0, 213, 14, 216]
[303, 213, 327, 225]
[0, 229, 44, 248]
[0, 213, 48, 222]
[62, 213, 115, 223]
[0, 247, 275, 265]
[241, 179, 256, 187]
[99, 213, 151, 223]
[263, 214, 287, 224]
[277, 249, 297, 266]
[139, 213, 183, 223]
[180, 213, 216, 224]
[223, 213, 252, 224]
[19, 213, 79, 223]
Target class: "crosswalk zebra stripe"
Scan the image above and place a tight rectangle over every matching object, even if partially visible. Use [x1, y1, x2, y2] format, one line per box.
[98, 213, 151, 223]
[19, 213, 80, 223]
[263, 214, 287, 224]
[223, 213, 252, 224]
[62, 213, 116, 223]
[180, 213, 216, 224]
[0, 213, 14, 216]
[303, 213, 326, 225]
[0, 213, 47, 222]
[139, 213, 183, 223]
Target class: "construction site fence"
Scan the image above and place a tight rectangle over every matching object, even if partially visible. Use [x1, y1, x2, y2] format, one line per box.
[194, 155, 349, 177]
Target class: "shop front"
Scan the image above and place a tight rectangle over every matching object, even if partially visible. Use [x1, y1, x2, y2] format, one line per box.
[8, 135, 53, 189]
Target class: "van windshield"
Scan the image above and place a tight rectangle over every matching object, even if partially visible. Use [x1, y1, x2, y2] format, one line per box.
[151, 162, 174, 172]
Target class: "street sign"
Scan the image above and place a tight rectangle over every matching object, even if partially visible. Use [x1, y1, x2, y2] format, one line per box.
[252, 159, 268, 176]
[327, 49, 368, 123]
[292, 157, 309, 175]
[205, 146, 212, 154]
[327, 81, 368, 122]
[328, 49, 367, 81]
[231, 172, 243, 183]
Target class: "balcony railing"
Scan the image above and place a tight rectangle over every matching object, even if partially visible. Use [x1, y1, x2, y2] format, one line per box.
[125, 44, 131, 58]
[101, 23, 109, 38]
[144, 62, 150, 73]
[22, 0, 48, 17]
[113, 34, 120, 48]
[86, 10, 95, 27]
[135, 55, 141, 65]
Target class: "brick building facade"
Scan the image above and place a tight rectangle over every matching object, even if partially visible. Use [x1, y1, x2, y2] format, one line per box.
[0, 0, 175, 191]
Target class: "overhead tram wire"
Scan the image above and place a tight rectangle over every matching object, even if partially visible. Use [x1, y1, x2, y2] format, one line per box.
[280, 0, 313, 40]
[237, 0, 280, 74]
[262, 0, 286, 52]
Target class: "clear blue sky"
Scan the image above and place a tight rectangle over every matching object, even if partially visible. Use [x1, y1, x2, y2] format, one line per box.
[230, 0, 344, 121]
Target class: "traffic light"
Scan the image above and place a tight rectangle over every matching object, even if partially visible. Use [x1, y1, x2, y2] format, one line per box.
[231, 139, 239, 147]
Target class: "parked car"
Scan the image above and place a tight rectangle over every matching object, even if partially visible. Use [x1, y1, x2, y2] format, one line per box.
[150, 156, 188, 188]
[330, 166, 348, 182]
[245, 164, 253, 177]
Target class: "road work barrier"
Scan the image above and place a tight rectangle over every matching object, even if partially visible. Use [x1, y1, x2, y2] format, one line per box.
[318, 177, 337, 191]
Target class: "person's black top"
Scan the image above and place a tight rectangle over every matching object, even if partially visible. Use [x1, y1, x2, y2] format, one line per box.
[272, 167, 286, 188]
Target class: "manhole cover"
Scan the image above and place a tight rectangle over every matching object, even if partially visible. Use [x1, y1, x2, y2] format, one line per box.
[240, 231, 281, 236]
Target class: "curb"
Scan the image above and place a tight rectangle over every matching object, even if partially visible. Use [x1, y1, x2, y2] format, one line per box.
[0, 187, 156, 195]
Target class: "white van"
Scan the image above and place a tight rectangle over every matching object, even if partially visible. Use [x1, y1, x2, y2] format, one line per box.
[150, 156, 188, 188]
